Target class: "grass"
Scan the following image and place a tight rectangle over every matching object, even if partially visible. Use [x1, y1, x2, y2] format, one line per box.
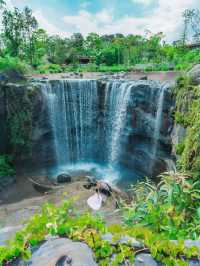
[0, 56, 30, 75]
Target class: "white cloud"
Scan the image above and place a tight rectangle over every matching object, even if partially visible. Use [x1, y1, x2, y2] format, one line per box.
[62, 9, 114, 35]
[33, 10, 69, 37]
[62, 0, 199, 41]
[3, 0, 198, 42]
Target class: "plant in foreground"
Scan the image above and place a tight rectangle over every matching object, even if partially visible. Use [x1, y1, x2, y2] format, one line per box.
[0, 177, 199, 266]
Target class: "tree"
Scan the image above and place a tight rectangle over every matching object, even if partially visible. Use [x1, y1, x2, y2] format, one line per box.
[0, 0, 5, 9]
[2, 8, 24, 56]
[47, 35, 73, 64]
[182, 9, 196, 45]
[2, 6, 38, 62]
[31, 29, 48, 66]
[70, 33, 84, 51]
[23, 7, 38, 65]
[190, 9, 200, 42]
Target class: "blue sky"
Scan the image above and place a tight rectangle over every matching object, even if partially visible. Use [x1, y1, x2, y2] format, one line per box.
[5, 0, 200, 42]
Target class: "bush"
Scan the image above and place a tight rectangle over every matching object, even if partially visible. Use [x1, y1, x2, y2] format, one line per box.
[0, 155, 15, 177]
[37, 64, 62, 74]
[175, 141, 185, 156]
[123, 173, 200, 240]
[0, 197, 199, 266]
[98, 64, 132, 72]
[0, 56, 30, 74]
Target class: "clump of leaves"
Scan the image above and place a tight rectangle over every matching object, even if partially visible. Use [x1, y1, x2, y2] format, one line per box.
[123, 173, 200, 240]
[0, 155, 15, 177]
[173, 75, 200, 176]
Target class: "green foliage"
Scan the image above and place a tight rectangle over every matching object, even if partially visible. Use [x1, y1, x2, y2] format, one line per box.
[2, 6, 38, 64]
[0, 195, 199, 266]
[123, 173, 200, 240]
[176, 141, 185, 156]
[4, 84, 36, 157]
[174, 75, 200, 176]
[63, 64, 132, 73]
[37, 63, 62, 74]
[0, 155, 15, 177]
[98, 64, 132, 72]
[0, 2, 200, 73]
[0, 56, 30, 74]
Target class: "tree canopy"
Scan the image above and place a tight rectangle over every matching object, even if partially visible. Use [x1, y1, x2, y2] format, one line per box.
[0, 2, 199, 74]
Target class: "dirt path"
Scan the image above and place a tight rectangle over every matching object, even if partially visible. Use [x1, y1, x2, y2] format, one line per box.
[0, 181, 122, 228]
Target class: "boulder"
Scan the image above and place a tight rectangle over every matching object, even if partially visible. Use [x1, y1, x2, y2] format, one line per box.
[0, 176, 16, 192]
[96, 181, 112, 197]
[139, 75, 148, 80]
[56, 173, 72, 184]
[0, 69, 25, 82]
[15, 237, 97, 266]
[188, 64, 200, 85]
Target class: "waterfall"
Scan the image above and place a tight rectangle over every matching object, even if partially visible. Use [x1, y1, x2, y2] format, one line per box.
[38, 78, 172, 183]
[105, 81, 133, 166]
[151, 83, 167, 173]
[42, 80, 98, 166]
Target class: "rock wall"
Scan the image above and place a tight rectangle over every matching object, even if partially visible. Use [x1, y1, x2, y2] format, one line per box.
[29, 79, 174, 182]
[0, 78, 175, 185]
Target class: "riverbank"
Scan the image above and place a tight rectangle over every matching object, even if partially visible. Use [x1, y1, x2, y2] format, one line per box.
[30, 70, 181, 81]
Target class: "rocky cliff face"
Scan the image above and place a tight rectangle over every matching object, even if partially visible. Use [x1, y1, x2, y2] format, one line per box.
[29, 79, 174, 184]
[0, 78, 175, 186]
[0, 87, 7, 154]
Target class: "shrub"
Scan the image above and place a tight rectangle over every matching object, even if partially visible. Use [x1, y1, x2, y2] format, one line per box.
[37, 64, 62, 74]
[123, 173, 200, 240]
[176, 141, 185, 156]
[0, 197, 199, 266]
[0, 155, 15, 177]
[0, 56, 30, 74]
[98, 64, 132, 72]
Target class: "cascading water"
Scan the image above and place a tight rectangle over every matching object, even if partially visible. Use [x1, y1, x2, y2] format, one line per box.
[150, 82, 167, 174]
[105, 81, 133, 166]
[42, 80, 98, 165]
[39, 79, 172, 184]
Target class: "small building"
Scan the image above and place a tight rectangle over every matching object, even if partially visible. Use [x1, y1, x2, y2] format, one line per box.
[77, 56, 94, 64]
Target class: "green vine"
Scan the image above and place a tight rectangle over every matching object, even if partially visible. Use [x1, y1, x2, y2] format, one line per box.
[3, 82, 37, 158]
[174, 75, 200, 177]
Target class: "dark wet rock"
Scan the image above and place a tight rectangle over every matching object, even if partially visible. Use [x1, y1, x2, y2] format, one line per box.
[83, 176, 97, 189]
[14, 237, 97, 266]
[139, 76, 148, 80]
[0, 79, 174, 182]
[0, 69, 25, 82]
[0, 176, 16, 192]
[188, 64, 200, 85]
[57, 173, 72, 184]
[0, 73, 7, 83]
[55, 255, 72, 266]
[96, 181, 112, 196]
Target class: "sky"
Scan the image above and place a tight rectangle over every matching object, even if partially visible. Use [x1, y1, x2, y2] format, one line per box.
[4, 0, 200, 42]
